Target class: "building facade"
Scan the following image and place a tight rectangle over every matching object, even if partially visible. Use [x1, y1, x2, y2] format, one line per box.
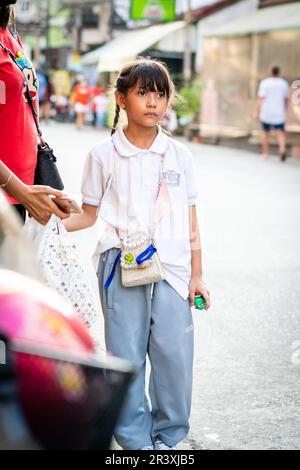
[200, 0, 300, 154]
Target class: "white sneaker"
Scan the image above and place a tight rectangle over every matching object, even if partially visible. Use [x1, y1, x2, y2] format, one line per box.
[140, 445, 154, 450]
[154, 440, 176, 450]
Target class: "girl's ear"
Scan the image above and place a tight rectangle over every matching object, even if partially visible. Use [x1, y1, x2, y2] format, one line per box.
[115, 91, 125, 110]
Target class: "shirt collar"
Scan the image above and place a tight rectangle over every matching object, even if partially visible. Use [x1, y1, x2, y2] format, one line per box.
[112, 126, 169, 157]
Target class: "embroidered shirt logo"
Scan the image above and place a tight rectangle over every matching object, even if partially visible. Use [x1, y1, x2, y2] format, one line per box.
[163, 170, 181, 187]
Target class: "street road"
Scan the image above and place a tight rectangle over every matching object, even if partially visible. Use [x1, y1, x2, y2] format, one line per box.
[42, 121, 300, 450]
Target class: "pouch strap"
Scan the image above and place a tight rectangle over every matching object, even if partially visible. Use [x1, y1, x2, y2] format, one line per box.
[104, 243, 157, 289]
[104, 251, 121, 289]
[136, 244, 157, 265]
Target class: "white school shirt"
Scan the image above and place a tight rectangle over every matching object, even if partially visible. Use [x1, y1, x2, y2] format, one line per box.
[258, 77, 289, 125]
[81, 127, 198, 299]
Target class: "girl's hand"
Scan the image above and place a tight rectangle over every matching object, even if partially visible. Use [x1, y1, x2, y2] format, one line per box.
[62, 203, 98, 232]
[189, 276, 211, 310]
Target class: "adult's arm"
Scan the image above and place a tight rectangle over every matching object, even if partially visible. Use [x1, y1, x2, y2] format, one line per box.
[0, 160, 70, 224]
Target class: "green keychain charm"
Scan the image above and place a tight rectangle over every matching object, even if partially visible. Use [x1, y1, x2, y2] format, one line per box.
[194, 295, 206, 311]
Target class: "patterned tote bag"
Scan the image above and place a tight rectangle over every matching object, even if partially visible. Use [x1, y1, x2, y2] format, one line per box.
[23, 215, 98, 328]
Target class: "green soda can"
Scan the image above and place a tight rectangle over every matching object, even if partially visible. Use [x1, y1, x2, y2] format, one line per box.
[194, 295, 206, 311]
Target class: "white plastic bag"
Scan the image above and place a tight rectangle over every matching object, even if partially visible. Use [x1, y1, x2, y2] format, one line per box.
[22, 215, 98, 328]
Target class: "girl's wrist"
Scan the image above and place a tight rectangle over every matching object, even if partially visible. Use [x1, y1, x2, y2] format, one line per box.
[191, 272, 203, 280]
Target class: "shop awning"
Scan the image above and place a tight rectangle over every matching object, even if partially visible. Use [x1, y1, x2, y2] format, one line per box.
[80, 21, 186, 72]
[205, 2, 300, 37]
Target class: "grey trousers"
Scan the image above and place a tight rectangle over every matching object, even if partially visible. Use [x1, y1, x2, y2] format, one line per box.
[97, 248, 194, 450]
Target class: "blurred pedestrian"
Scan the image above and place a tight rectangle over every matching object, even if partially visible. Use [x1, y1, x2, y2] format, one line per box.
[54, 93, 69, 122]
[37, 69, 47, 103]
[63, 58, 211, 451]
[94, 90, 109, 129]
[40, 74, 54, 124]
[161, 107, 178, 133]
[256, 66, 289, 161]
[91, 84, 103, 127]
[72, 78, 90, 130]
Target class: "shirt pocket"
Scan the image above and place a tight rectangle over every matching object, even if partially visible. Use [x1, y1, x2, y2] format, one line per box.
[163, 169, 186, 204]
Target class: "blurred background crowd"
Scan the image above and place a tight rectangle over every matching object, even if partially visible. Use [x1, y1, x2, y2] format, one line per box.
[15, 0, 300, 155]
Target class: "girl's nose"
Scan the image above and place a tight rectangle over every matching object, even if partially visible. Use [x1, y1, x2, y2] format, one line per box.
[147, 94, 157, 108]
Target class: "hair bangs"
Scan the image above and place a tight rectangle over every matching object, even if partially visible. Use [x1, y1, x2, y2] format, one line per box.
[135, 64, 170, 97]
[125, 62, 171, 98]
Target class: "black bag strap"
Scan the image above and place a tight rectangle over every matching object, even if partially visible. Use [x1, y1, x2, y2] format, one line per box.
[0, 40, 45, 146]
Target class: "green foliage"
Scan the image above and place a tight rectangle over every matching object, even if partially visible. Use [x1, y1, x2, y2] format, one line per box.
[174, 80, 202, 120]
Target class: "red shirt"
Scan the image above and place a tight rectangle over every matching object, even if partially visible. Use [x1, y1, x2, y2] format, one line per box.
[0, 27, 39, 204]
[73, 84, 90, 105]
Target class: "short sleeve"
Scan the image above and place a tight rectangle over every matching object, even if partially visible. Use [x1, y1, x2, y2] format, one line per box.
[283, 80, 289, 98]
[184, 149, 198, 206]
[258, 80, 266, 98]
[81, 151, 106, 207]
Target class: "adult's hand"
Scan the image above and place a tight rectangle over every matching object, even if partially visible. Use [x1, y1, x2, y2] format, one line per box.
[0, 161, 70, 224]
[18, 185, 71, 225]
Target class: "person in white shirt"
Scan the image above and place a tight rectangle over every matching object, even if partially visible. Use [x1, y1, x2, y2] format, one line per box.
[93, 91, 109, 129]
[256, 66, 289, 161]
[63, 59, 210, 451]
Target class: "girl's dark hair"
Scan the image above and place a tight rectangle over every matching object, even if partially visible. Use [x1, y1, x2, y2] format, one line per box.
[111, 58, 175, 135]
[0, 6, 11, 29]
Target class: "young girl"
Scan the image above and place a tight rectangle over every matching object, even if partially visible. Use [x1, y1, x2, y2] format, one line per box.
[64, 59, 210, 451]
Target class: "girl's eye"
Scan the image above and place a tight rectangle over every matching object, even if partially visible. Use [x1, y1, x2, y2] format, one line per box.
[139, 90, 146, 96]
[158, 92, 165, 98]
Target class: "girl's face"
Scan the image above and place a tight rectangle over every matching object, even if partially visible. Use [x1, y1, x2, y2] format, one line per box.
[116, 82, 169, 129]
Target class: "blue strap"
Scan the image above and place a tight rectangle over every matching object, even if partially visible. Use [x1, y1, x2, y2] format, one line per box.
[104, 251, 121, 289]
[136, 244, 157, 265]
